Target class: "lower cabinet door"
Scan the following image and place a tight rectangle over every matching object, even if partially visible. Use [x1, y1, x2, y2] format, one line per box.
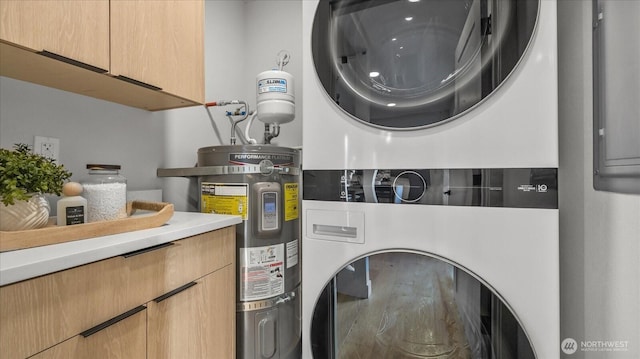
[30, 306, 147, 359]
[148, 265, 235, 359]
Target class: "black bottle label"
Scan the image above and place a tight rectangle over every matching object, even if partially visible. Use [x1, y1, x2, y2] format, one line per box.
[66, 206, 85, 225]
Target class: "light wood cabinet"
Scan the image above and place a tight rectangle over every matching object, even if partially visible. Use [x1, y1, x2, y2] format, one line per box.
[0, 226, 235, 359]
[30, 307, 147, 359]
[0, 0, 204, 111]
[148, 265, 235, 358]
[0, 0, 110, 71]
[111, 0, 204, 104]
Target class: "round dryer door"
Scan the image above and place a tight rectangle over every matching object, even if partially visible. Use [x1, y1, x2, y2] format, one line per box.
[312, 0, 540, 129]
[310, 252, 536, 358]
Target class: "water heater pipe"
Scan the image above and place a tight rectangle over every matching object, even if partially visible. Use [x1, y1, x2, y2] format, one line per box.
[204, 100, 252, 145]
[244, 112, 259, 144]
[264, 123, 280, 144]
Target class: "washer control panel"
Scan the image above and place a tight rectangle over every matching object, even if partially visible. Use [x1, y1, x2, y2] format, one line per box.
[303, 168, 558, 209]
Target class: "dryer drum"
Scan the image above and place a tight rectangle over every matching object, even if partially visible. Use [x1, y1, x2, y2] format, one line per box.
[310, 251, 536, 359]
[312, 0, 540, 129]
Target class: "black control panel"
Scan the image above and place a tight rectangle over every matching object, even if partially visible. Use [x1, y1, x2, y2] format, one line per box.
[303, 168, 558, 209]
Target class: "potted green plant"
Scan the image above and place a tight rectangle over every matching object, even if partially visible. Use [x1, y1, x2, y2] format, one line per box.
[0, 143, 72, 231]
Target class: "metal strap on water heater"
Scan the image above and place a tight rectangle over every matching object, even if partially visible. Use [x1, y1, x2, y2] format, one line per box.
[237, 289, 298, 312]
[157, 165, 300, 178]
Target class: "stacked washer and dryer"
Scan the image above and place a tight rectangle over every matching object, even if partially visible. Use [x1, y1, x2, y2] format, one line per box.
[302, 0, 559, 358]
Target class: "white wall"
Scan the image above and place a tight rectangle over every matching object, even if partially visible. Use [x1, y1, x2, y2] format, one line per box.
[558, 1, 640, 358]
[0, 77, 166, 201]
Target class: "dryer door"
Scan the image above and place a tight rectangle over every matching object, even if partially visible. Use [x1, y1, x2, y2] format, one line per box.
[310, 252, 536, 359]
[312, 0, 539, 129]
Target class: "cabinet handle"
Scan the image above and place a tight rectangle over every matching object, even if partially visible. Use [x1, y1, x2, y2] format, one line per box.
[80, 305, 146, 338]
[153, 282, 198, 303]
[115, 75, 162, 91]
[38, 50, 108, 74]
[121, 242, 174, 258]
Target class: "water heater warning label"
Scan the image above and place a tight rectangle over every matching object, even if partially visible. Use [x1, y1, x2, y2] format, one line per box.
[284, 183, 299, 221]
[240, 244, 285, 301]
[201, 183, 248, 220]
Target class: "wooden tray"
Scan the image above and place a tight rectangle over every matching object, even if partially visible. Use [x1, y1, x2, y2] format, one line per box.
[0, 201, 174, 252]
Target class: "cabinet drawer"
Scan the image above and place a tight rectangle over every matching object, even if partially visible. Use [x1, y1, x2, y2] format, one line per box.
[29, 306, 147, 359]
[0, 226, 235, 358]
[139, 226, 235, 299]
[1, 253, 145, 358]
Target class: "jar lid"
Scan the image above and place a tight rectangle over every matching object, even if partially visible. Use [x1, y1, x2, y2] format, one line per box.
[87, 164, 121, 170]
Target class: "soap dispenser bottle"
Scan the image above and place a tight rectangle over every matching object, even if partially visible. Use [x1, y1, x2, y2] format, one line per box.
[57, 182, 87, 226]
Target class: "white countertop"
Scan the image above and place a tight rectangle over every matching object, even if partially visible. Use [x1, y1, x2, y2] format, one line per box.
[0, 211, 242, 286]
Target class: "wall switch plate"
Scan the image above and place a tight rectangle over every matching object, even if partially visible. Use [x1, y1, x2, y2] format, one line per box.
[34, 136, 60, 162]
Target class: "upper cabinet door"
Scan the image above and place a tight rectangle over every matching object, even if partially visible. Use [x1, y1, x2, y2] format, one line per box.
[0, 0, 109, 71]
[110, 0, 204, 103]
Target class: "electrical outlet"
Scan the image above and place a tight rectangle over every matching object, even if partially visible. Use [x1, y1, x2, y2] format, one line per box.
[34, 136, 60, 162]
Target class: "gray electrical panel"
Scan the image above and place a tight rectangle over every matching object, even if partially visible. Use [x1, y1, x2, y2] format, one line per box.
[593, 0, 640, 194]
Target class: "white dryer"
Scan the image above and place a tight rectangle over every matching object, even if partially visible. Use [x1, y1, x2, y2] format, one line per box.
[302, 0, 558, 359]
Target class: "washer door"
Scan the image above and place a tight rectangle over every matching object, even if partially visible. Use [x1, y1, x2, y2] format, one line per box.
[310, 252, 536, 359]
[312, 0, 539, 129]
